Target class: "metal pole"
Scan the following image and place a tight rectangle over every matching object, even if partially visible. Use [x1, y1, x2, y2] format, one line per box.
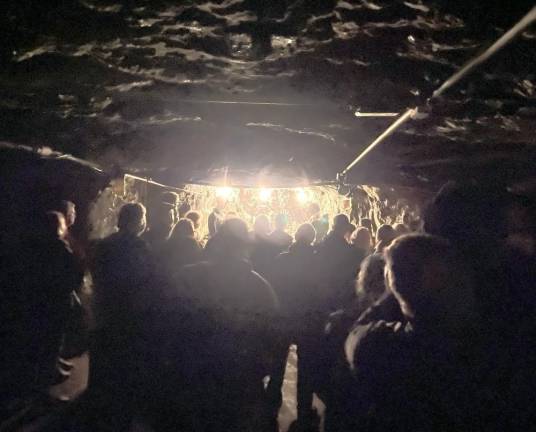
[341, 107, 418, 175]
[433, 5, 536, 99]
[338, 5, 536, 179]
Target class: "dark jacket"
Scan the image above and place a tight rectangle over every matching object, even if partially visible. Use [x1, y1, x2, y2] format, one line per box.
[91, 232, 156, 329]
[167, 258, 279, 430]
[339, 320, 502, 432]
[315, 233, 364, 311]
[268, 229, 293, 253]
[161, 235, 202, 278]
[250, 234, 280, 280]
[271, 242, 318, 319]
[1, 237, 83, 395]
[207, 208, 223, 238]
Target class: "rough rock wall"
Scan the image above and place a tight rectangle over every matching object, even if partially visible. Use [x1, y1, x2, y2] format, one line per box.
[351, 184, 428, 232]
[0, 144, 109, 250]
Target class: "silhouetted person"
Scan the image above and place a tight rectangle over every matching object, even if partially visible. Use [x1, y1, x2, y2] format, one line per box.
[350, 226, 372, 256]
[423, 182, 536, 428]
[354, 254, 386, 312]
[320, 253, 388, 428]
[169, 218, 279, 432]
[88, 203, 157, 431]
[185, 210, 202, 240]
[268, 213, 292, 253]
[316, 214, 364, 311]
[340, 234, 495, 432]
[309, 203, 329, 243]
[345, 222, 356, 243]
[393, 222, 409, 237]
[142, 204, 175, 252]
[409, 218, 422, 232]
[374, 224, 396, 253]
[55, 200, 84, 260]
[268, 223, 320, 429]
[250, 214, 278, 279]
[360, 218, 373, 236]
[53, 200, 89, 364]
[1, 211, 82, 404]
[208, 197, 226, 238]
[160, 191, 180, 219]
[161, 218, 202, 279]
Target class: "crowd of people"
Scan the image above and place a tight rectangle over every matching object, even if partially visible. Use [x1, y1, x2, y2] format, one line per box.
[1, 182, 535, 432]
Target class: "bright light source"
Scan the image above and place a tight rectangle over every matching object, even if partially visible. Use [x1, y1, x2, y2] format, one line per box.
[259, 188, 272, 202]
[296, 188, 310, 204]
[216, 186, 235, 200]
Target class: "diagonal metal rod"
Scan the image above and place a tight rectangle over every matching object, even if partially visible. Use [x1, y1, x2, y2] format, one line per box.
[341, 107, 418, 175]
[433, 5, 536, 99]
[339, 4, 536, 178]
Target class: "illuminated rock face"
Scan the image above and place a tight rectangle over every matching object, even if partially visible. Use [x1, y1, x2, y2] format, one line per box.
[1, 1, 535, 189]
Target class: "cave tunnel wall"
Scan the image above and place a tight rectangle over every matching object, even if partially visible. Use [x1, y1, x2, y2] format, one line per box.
[350, 185, 429, 234]
[1, 146, 110, 253]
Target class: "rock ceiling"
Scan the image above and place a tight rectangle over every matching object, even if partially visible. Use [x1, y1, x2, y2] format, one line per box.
[1, 0, 535, 188]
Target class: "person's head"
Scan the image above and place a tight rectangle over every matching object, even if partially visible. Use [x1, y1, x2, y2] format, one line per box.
[45, 211, 67, 240]
[350, 227, 372, 251]
[118, 203, 147, 236]
[377, 224, 396, 244]
[254, 214, 271, 237]
[295, 223, 316, 246]
[216, 217, 250, 259]
[409, 219, 421, 232]
[345, 223, 356, 242]
[394, 223, 409, 237]
[356, 253, 386, 307]
[274, 213, 288, 232]
[423, 182, 509, 256]
[185, 210, 202, 230]
[162, 191, 180, 220]
[149, 205, 175, 234]
[385, 234, 477, 329]
[171, 218, 195, 239]
[308, 202, 321, 218]
[360, 218, 373, 232]
[332, 214, 354, 238]
[58, 200, 76, 228]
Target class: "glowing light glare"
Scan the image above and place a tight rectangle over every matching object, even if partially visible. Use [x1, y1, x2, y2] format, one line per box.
[296, 188, 310, 204]
[259, 188, 272, 202]
[216, 186, 235, 200]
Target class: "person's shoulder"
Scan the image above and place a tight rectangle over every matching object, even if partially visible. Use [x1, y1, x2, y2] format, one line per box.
[249, 267, 273, 289]
[282, 231, 292, 241]
[275, 251, 291, 261]
[94, 233, 117, 252]
[249, 268, 279, 309]
[185, 236, 202, 249]
[179, 260, 212, 276]
[175, 261, 213, 292]
[125, 235, 151, 254]
[314, 238, 327, 251]
[357, 292, 403, 325]
[345, 320, 408, 372]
